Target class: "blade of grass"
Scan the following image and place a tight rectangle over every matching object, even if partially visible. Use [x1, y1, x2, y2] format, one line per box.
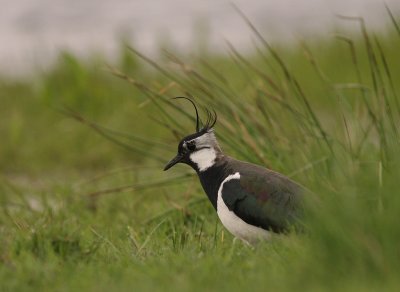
[386, 4, 400, 37]
[57, 106, 167, 163]
[86, 173, 193, 198]
[233, 4, 334, 155]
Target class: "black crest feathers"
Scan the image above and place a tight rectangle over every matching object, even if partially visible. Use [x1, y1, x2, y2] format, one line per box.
[174, 97, 217, 133]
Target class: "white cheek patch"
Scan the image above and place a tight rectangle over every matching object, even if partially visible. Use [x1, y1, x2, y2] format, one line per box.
[189, 148, 216, 172]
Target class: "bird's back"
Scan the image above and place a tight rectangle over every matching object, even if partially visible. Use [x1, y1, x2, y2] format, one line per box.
[220, 157, 304, 233]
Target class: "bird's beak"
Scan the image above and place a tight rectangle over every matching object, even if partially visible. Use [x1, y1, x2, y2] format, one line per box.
[163, 154, 183, 171]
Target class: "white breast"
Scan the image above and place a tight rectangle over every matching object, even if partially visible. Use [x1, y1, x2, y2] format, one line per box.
[217, 172, 270, 244]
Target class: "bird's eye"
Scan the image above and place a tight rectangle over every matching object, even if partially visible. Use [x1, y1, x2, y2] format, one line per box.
[187, 142, 196, 151]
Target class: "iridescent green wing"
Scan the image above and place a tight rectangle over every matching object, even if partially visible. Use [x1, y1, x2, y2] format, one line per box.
[221, 170, 303, 232]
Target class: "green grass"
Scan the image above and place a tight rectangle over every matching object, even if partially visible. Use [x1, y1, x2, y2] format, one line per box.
[1, 13, 400, 291]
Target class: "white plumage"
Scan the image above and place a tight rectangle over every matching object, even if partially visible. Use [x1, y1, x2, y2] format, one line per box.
[217, 172, 270, 244]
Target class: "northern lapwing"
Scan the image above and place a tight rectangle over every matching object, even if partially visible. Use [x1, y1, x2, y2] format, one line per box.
[164, 97, 304, 244]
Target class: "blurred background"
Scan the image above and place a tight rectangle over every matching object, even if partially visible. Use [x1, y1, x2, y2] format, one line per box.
[1, 1, 400, 291]
[2, 0, 400, 76]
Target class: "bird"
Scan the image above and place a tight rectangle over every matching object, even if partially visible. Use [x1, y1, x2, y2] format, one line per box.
[164, 97, 305, 244]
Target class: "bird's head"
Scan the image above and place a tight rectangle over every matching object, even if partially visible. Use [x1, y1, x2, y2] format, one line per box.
[164, 97, 221, 173]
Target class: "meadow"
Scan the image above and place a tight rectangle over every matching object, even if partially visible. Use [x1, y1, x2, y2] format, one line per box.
[1, 12, 400, 291]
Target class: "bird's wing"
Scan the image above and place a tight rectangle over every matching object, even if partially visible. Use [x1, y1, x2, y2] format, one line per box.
[221, 170, 303, 233]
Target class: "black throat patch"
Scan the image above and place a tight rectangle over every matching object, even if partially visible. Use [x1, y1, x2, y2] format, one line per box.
[197, 157, 231, 210]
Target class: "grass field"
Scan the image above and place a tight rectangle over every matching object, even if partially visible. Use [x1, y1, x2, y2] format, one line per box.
[1, 13, 400, 291]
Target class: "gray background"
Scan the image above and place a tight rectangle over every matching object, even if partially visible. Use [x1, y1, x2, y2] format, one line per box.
[1, 0, 399, 75]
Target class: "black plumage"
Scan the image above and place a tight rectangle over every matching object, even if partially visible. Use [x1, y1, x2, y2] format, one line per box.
[197, 156, 303, 233]
[164, 97, 305, 242]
